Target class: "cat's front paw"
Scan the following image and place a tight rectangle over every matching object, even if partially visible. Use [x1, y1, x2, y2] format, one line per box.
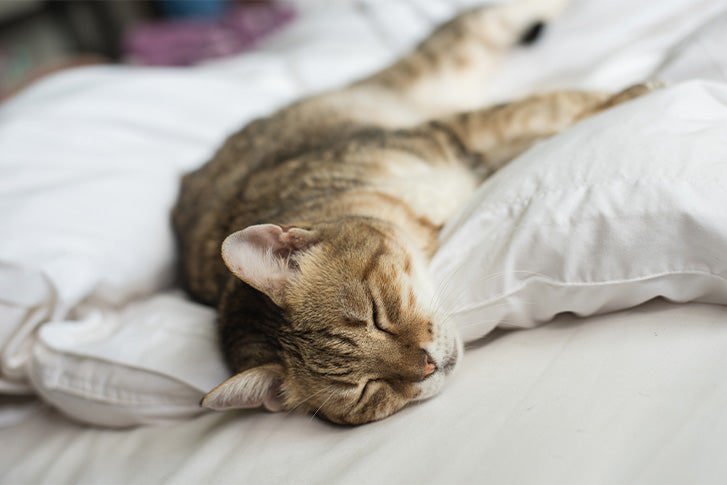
[602, 80, 667, 109]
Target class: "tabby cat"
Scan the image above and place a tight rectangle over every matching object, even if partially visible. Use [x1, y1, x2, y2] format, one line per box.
[172, 0, 656, 424]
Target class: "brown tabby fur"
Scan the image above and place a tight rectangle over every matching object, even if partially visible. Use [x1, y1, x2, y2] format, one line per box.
[172, 0, 656, 424]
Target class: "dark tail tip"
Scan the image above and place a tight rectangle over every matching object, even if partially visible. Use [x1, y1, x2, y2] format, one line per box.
[519, 21, 546, 45]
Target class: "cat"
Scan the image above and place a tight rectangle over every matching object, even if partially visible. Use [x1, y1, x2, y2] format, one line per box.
[172, 0, 657, 424]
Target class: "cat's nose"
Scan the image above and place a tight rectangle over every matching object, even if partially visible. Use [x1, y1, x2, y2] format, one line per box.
[422, 351, 436, 378]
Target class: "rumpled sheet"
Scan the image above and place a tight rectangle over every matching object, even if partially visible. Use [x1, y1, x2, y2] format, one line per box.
[2, 0, 727, 480]
[5, 299, 727, 484]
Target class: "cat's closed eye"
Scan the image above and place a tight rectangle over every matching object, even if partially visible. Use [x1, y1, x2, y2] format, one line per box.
[369, 292, 395, 336]
[355, 379, 390, 409]
[355, 380, 377, 407]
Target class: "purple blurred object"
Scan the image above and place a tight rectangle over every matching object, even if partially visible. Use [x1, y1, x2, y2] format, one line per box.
[124, 3, 296, 66]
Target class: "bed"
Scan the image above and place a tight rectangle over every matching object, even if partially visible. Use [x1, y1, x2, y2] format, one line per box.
[2, 0, 727, 482]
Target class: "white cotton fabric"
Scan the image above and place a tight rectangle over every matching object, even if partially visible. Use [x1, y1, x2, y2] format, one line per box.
[432, 80, 727, 342]
[4, 299, 727, 485]
[2, 0, 727, 482]
[0, 68, 303, 397]
[28, 292, 228, 426]
[0, 0, 726, 430]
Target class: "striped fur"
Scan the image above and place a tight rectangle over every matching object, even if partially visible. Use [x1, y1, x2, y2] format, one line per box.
[173, 0, 657, 424]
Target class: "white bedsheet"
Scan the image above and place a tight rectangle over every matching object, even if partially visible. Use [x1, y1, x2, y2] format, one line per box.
[2, 0, 727, 482]
[4, 300, 727, 484]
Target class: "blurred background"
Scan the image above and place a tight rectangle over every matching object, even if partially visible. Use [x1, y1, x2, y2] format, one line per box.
[0, 0, 295, 99]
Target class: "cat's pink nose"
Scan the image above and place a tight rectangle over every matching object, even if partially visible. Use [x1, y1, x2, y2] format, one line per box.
[422, 352, 436, 378]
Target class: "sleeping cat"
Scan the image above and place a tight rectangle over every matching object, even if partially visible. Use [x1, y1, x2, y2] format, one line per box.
[172, 0, 656, 424]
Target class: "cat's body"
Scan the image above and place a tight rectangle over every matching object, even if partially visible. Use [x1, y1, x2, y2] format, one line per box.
[173, 0, 655, 424]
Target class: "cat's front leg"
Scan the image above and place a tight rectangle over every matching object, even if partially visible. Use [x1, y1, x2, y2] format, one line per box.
[419, 84, 662, 178]
[340, 0, 572, 124]
[596, 81, 667, 111]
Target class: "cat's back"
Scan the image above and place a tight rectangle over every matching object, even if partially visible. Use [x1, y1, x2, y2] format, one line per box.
[172, 87, 480, 306]
[172, 96, 368, 305]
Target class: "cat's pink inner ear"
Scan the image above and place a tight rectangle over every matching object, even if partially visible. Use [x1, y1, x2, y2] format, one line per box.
[201, 364, 285, 412]
[221, 224, 318, 305]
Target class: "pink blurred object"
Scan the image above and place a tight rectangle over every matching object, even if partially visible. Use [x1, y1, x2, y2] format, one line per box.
[124, 3, 296, 66]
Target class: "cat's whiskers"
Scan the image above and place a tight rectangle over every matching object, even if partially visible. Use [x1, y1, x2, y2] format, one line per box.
[454, 303, 539, 331]
[309, 388, 337, 422]
[431, 268, 548, 315]
[456, 317, 516, 330]
[429, 260, 471, 309]
[434, 268, 554, 300]
[285, 384, 335, 417]
[442, 297, 538, 334]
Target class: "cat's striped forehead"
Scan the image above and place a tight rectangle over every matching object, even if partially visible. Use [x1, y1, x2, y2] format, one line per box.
[292, 219, 433, 332]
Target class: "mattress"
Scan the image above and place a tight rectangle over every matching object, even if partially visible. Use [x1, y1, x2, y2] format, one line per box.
[2, 0, 727, 483]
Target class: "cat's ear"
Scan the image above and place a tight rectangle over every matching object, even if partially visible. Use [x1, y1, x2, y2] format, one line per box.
[221, 223, 319, 306]
[201, 363, 286, 412]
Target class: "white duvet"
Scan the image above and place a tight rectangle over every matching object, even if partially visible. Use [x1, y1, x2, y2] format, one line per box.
[1, 0, 727, 446]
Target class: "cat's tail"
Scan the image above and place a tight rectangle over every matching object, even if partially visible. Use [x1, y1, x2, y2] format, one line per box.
[470, 0, 571, 48]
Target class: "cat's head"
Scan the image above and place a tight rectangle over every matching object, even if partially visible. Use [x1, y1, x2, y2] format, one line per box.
[201, 218, 461, 424]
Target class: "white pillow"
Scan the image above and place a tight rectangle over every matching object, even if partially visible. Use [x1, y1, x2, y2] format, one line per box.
[28, 292, 228, 427]
[431, 80, 727, 343]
